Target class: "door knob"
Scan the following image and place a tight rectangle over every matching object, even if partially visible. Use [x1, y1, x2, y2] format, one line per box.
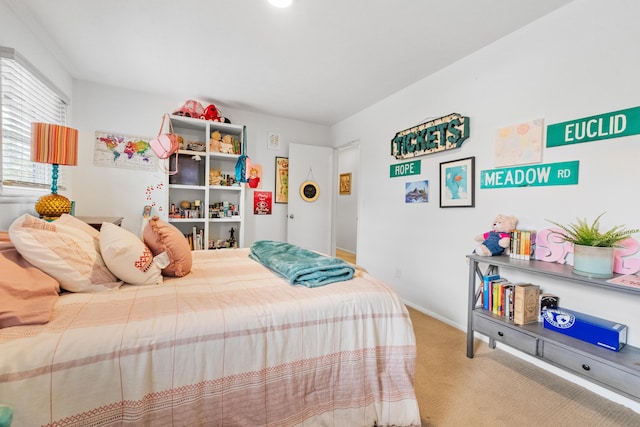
[289, 214, 294, 219]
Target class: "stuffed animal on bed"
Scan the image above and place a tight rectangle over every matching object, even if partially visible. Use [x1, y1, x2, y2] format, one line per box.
[474, 214, 518, 256]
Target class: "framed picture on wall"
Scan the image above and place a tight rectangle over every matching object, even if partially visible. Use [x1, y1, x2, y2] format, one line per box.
[275, 156, 289, 203]
[439, 156, 475, 208]
[339, 172, 351, 195]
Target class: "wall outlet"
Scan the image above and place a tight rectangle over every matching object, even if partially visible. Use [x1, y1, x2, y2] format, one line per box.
[394, 268, 401, 279]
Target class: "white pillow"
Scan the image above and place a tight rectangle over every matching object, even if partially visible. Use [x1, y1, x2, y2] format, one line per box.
[8, 214, 122, 293]
[57, 213, 101, 240]
[99, 222, 163, 286]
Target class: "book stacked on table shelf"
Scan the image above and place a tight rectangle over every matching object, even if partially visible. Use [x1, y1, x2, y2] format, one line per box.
[513, 283, 540, 325]
[481, 274, 514, 320]
[509, 229, 536, 260]
[480, 274, 540, 324]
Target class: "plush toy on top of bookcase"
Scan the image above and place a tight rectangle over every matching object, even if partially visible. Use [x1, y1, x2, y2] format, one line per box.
[473, 214, 518, 257]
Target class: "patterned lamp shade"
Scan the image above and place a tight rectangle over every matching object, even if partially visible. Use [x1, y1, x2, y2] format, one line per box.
[30, 122, 79, 220]
[30, 122, 78, 166]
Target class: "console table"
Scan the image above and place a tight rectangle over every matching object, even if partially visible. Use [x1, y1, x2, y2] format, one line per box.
[467, 253, 640, 402]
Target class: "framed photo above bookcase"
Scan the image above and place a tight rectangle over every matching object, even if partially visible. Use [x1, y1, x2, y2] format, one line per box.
[440, 156, 475, 208]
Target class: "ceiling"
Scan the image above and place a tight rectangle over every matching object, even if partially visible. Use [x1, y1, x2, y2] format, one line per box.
[12, 0, 572, 126]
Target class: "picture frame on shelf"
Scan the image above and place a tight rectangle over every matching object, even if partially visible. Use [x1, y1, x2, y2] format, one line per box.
[275, 156, 289, 203]
[439, 156, 475, 208]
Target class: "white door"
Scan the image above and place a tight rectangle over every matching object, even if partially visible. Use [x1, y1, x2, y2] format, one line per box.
[287, 143, 334, 255]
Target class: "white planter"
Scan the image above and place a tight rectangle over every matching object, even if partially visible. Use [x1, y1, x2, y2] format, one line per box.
[573, 244, 614, 279]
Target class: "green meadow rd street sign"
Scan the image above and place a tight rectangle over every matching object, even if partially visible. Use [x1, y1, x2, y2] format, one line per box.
[390, 160, 421, 178]
[480, 161, 579, 189]
[547, 106, 640, 147]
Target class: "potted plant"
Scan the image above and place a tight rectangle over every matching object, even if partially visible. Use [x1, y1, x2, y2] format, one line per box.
[547, 212, 639, 279]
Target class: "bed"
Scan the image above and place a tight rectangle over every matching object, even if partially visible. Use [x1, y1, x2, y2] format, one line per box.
[0, 215, 420, 426]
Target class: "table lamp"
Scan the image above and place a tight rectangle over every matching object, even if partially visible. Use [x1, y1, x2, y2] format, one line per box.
[31, 122, 78, 220]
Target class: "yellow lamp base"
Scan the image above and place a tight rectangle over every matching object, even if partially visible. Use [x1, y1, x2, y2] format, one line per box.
[35, 193, 72, 221]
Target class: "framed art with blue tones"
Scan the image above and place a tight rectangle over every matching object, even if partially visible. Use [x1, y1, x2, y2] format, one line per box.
[440, 156, 475, 208]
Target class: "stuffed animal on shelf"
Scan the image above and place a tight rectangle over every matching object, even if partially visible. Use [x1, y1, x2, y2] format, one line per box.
[474, 214, 518, 256]
[220, 135, 235, 154]
[210, 131, 222, 152]
[201, 104, 220, 121]
[209, 169, 224, 186]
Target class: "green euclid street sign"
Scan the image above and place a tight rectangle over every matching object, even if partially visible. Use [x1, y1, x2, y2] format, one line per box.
[480, 161, 579, 189]
[547, 106, 640, 147]
[390, 160, 421, 178]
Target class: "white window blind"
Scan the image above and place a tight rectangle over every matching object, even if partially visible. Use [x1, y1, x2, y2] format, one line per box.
[0, 47, 69, 192]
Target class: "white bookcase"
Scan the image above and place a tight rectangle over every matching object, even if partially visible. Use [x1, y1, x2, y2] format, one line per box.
[165, 114, 245, 250]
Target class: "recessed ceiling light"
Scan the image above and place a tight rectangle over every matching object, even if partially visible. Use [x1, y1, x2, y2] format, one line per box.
[268, 0, 292, 8]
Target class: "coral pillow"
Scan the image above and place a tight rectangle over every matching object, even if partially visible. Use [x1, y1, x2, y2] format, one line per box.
[8, 214, 122, 293]
[143, 216, 192, 277]
[0, 232, 60, 328]
[99, 222, 163, 286]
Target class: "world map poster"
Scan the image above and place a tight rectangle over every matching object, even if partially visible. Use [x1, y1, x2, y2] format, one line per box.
[94, 131, 157, 170]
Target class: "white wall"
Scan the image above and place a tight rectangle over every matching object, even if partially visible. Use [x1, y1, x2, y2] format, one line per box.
[70, 80, 331, 241]
[331, 0, 640, 411]
[0, 1, 72, 98]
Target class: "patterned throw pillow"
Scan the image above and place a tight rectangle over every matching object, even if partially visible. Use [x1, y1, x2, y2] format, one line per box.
[143, 216, 192, 277]
[99, 222, 163, 286]
[8, 214, 121, 293]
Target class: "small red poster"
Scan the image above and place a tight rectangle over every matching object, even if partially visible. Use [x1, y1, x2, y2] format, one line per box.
[253, 191, 272, 215]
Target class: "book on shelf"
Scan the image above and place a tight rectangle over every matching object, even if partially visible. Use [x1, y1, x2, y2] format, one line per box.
[513, 283, 540, 325]
[482, 274, 499, 310]
[498, 280, 513, 318]
[510, 230, 520, 258]
[504, 283, 515, 320]
[193, 226, 204, 251]
[479, 274, 519, 320]
[606, 274, 640, 289]
[509, 229, 536, 260]
[492, 281, 500, 315]
[526, 230, 536, 260]
[184, 226, 205, 250]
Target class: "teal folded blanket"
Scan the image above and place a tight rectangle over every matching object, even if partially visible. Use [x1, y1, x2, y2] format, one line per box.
[249, 240, 355, 287]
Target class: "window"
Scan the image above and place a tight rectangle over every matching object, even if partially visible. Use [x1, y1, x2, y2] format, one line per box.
[0, 46, 69, 193]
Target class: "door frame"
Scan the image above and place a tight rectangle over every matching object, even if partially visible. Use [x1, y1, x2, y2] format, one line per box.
[332, 139, 360, 261]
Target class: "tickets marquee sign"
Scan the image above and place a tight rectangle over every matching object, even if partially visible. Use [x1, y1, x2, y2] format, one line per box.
[390, 113, 470, 159]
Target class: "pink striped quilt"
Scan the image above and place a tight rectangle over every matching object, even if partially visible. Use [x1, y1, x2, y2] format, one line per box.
[0, 248, 420, 426]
